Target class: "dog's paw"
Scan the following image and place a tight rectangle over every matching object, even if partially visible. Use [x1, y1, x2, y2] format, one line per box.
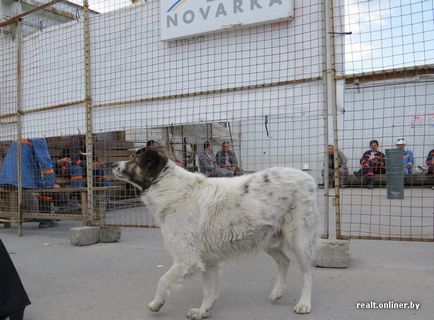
[269, 287, 285, 301]
[147, 300, 164, 312]
[293, 301, 311, 314]
[186, 308, 209, 320]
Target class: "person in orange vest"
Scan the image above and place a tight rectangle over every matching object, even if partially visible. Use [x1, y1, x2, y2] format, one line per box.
[0, 138, 71, 228]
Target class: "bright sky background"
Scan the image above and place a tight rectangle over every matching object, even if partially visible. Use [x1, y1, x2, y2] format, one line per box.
[344, 0, 434, 73]
[68, 0, 434, 74]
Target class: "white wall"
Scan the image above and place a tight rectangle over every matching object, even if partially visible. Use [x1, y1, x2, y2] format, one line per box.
[0, 0, 327, 177]
[9, 0, 434, 180]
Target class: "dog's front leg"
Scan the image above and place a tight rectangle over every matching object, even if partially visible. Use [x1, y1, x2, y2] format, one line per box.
[148, 262, 193, 312]
[187, 264, 219, 320]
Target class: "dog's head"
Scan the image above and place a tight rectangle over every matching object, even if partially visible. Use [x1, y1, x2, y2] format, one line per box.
[112, 149, 168, 191]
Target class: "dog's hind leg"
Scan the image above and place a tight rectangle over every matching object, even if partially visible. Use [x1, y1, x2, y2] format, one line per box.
[187, 264, 219, 320]
[148, 261, 195, 313]
[292, 227, 316, 314]
[265, 246, 289, 301]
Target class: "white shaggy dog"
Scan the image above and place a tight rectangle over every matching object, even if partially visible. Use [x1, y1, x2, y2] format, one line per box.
[112, 150, 319, 319]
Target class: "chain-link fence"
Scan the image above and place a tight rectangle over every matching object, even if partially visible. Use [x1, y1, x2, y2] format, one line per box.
[1, 0, 433, 240]
[334, 0, 434, 241]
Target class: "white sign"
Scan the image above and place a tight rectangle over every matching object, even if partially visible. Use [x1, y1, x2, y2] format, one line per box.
[160, 0, 294, 41]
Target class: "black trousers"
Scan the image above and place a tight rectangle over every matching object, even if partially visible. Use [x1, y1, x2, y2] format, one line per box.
[0, 239, 31, 319]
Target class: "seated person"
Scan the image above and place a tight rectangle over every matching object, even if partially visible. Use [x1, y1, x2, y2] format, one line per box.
[321, 144, 348, 186]
[354, 139, 385, 189]
[60, 135, 108, 188]
[57, 136, 109, 212]
[215, 142, 241, 175]
[395, 138, 414, 176]
[426, 148, 434, 174]
[198, 141, 234, 177]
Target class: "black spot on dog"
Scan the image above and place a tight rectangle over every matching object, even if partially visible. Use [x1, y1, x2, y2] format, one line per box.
[263, 174, 270, 183]
[243, 183, 250, 194]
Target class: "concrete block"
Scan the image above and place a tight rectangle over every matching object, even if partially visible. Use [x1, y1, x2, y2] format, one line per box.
[99, 227, 121, 243]
[314, 239, 350, 268]
[70, 226, 100, 246]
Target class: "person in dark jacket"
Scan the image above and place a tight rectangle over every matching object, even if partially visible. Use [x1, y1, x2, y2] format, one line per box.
[321, 144, 349, 186]
[215, 142, 241, 175]
[355, 139, 385, 189]
[0, 239, 31, 320]
[426, 149, 434, 174]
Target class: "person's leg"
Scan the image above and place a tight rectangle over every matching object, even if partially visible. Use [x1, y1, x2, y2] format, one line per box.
[37, 193, 57, 228]
[328, 168, 334, 187]
[219, 168, 234, 177]
[22, 192, 39, 212]
[362, 167, 374, 189]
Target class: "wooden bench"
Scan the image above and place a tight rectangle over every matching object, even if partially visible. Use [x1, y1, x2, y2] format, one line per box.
[343, 173, 434, 187]
[0, 186, 120, 229]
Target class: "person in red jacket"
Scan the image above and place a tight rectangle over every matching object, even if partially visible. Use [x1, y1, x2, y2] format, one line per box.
[355, 139, 385, 189]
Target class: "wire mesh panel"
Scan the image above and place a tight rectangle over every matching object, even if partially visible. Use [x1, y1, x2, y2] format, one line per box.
[87, 0, 326, 228]
[0, 31, 18, 224]
[1, 3, 87, 230]
[1, 0, 432, 240]
[334, 0, 434, 241]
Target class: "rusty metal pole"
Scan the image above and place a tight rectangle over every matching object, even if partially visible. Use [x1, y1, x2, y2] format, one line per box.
[83, 0, 94, 224]
[322, 3, 330, 240]
[16, 18, 23, 236]
[324, 0, 340, 240]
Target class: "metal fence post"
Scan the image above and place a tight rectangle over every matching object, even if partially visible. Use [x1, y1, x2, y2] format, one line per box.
[83, 0, 94, 224]
[16, 18, 23, 236]
[324, 0, 340, 240]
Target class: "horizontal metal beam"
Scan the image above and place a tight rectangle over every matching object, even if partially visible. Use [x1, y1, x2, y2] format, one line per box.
[21, 0, 75, 20]
[0, 99, 85, 121]
[0, 0, 64, 28]
[337, 64, 434, 84]
[340, 235, 433, 242]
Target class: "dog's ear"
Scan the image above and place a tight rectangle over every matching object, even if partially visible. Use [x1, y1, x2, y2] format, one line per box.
[138, 149, 168, 169]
